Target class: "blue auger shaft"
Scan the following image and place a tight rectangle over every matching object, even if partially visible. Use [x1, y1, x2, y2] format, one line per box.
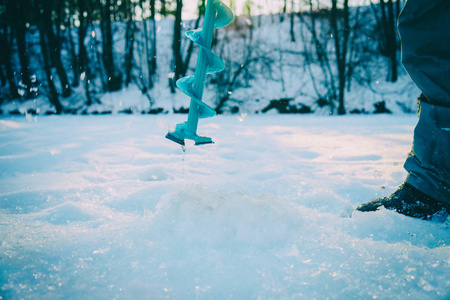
[166, 0, 233, 146]
[185, 0, 216, 138]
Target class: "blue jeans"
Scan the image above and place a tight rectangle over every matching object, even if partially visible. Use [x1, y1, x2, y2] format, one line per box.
[398, 0, 450, 203]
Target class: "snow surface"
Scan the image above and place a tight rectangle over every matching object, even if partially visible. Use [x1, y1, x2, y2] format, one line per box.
[0, 115, 449, 299]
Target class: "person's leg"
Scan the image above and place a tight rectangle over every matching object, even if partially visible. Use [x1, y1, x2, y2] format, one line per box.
[399, 1, 450, 108]
[404, 99, 450, 203]
[399, 0, 450, 204]
[357, 0, 450, 219]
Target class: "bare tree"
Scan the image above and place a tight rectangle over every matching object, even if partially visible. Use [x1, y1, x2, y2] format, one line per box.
[214, 28, 274, 113]
[149, 0, 157, 74]
[0, 1, 19, 99]
[37, 0, 63, 113]
[160, 0, 167, 17]
[298, 2, 337, 111]
[290, 0, 296, 42]
[172, 0, 183, 85]
[14, 0, 33, 98]
[100, 0, 122, 91]
[280, 0, 287, 22]
[78, 0, 94, 105]
[370, 0, 400, 82]
[124, 0, 136, 87]
[41, 0, 72, 97]
[298, 0, 371, 114]
[331, 0, 350, 115]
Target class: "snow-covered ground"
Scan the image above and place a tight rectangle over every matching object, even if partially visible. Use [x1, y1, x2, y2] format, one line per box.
[0, 114, 449, 299]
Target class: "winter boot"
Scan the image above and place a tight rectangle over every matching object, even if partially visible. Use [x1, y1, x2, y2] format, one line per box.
[357, 182, 450, 220]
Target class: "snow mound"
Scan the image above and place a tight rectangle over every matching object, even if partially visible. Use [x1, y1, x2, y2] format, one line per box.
[38, 202, 110, 226]
[152, 185, 304, 248]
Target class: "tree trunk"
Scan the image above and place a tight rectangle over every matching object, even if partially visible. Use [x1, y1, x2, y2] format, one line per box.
[15, 0, 33, 98]
[150, 0, 157, 74]
[78, 0, 93, 105]
[140, 0, 154, 89]
[101, 0, 121, 92]
[160, 0, 167, 17]
[39, 26, 63, 113]
[0, 18, 19, 98]
[386, 0, 397, 82]
[280, 0, 287, 22]
[331, 0, 350, 115]
[42, 0, 72, 97]
[67, 21, 80, 87]
[0, 25, 6, 88]
[372, 0, 398, 82]
[173, 0, 183, 84]
[289, 0, 295, 42]
[0, 62, 6, 88]
[55, 0, 64, 44]
[125, 23, 136, 87]
[124, 0, 135, 87]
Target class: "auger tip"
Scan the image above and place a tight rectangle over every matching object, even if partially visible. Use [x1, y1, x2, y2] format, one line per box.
[165, 133, 185, 146]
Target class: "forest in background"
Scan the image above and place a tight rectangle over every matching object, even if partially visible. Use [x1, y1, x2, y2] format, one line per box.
[0, 0, 412, 116]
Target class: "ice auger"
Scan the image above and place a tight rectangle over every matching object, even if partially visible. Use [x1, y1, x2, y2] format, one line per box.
[166, 0, 233, 146]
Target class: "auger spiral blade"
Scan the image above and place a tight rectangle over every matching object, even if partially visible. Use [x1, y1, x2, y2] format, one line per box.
[166, 0, 233, 146]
